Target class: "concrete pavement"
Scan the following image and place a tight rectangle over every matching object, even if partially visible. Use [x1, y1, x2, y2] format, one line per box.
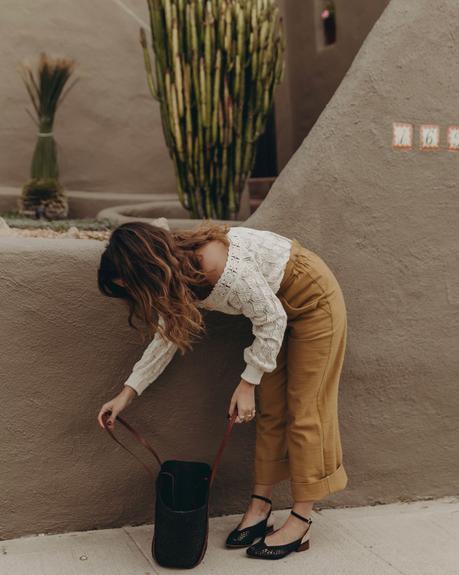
[1, 497, 457, 575]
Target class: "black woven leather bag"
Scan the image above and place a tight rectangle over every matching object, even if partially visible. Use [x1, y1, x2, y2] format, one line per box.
[102, 412, 237, 569]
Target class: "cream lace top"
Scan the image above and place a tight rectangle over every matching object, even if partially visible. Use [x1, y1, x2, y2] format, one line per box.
[124, 226, 293, 396]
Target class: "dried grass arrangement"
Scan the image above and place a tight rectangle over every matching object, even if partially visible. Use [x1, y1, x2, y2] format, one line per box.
[19, 53, 77, 219]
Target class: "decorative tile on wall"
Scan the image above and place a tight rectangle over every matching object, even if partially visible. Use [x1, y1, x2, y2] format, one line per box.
[447, 126, 459, 152]
[392, 122, 413, 150]
[392, 123, 459, 152]
[419, 124, 440, 151]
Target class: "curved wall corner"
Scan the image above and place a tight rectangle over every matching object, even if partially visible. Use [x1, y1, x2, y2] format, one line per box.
[247, 0, 459, 503]
[96, 180, 252, 227]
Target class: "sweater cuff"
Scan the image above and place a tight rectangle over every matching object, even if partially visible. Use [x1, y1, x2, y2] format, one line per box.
[123, 375, 146, 397]
[240, 363, 265, 385]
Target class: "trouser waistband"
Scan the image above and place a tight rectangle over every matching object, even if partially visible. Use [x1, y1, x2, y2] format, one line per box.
[279, 238, 303, 293]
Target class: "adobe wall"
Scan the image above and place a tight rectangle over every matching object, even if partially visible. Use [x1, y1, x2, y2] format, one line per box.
[1, 0, 457, 539]
[249, 0, 458, 506]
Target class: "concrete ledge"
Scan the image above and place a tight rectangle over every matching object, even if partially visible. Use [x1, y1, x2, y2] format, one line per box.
[96, 184, 252, 228]
[97, 201, 244, 229]
[0, 186, 250, 229]
[0, 187, 178, 219]
[0, 236, 264, 539]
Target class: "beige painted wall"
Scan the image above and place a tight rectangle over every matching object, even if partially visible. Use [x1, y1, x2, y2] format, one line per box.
[0, 0, 174, 195]
[0, 237, 262, 539]
[251, 0, 459, 506]
[276, 0, 390, 168]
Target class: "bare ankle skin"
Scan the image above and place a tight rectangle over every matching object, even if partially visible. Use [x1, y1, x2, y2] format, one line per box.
[292, 500, 314, 518]
[238, 484, 274, 529]
[263, 499, 316, 546]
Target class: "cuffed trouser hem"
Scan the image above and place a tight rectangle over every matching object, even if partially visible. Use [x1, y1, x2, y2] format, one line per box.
[254, 458, 290, 484]
[291, 463, 348, 501]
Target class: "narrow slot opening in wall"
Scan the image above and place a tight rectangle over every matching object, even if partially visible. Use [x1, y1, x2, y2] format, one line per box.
[319, 1, 337, 47]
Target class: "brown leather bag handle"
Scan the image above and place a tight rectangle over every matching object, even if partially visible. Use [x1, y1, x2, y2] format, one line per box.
[210, 410, 237, 487]
[102, 412, 162, 480]
[102, 410, 238, 486]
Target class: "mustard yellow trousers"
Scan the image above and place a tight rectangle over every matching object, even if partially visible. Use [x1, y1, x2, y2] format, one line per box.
[254, 238, 348, 501]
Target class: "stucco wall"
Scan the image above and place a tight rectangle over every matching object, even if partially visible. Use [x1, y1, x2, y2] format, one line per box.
[1, 0, 458, 540]
[275, 0, 390, 168]
[0, 0, 174, 195]
[0, 237, 260, 539]
[250, 0, 459, 504]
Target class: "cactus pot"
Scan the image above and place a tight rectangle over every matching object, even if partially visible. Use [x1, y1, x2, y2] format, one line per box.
[97, 182, 251, 230]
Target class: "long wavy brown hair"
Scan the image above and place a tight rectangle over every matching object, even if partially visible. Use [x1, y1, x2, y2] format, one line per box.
[97, 220, 231, 354]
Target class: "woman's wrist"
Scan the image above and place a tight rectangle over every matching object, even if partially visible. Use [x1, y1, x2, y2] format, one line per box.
[240, 378, 256, 389]
[122, 385, 138, 402]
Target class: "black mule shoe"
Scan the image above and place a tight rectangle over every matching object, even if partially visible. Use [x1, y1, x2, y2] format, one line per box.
[246, 509, 312, 560]
[225, 494, 274, 548]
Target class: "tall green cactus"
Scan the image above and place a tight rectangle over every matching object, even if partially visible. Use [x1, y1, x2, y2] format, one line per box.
[141, 0, 285, 220]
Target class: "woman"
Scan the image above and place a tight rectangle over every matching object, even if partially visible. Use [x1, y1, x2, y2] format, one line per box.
[97, 220, 348, 560]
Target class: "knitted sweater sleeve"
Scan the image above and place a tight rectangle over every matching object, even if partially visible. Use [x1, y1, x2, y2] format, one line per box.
[226, 258, 288, 385]
[123, 315, 178, 396]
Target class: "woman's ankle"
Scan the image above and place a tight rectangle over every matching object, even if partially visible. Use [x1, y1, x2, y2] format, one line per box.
[291, 501, 314, 522]
[266, 501, 313, 533]
[252, 484, 274, 501]
[250, 487, 273, 512]
[239, 485, 273, 525]
[248, 498, 271, 517]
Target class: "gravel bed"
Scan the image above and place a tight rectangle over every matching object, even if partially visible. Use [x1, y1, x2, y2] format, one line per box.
[0, 216, 112, 241]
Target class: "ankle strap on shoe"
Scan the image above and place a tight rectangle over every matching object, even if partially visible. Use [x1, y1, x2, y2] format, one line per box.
[291, 510, 313, 525]
[251, 494, 272, 505]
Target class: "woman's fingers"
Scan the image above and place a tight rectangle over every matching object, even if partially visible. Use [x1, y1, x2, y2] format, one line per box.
[241, 412, 255, 422]
[106, 409, 118, 428]
[235, 398, 245, 423]
[230, 381, 256, 423]
[236, 413, 253, 423]
[98, 403, 114, 429]
[98, 407, 108, 429]
[233, 399, 247, 424]
[228, 395, 237, 419]
[236, 400, 256, 423]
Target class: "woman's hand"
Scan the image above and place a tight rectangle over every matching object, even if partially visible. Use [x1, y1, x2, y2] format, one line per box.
[229, 379, 256, 423]
[97, 385, 138, 430]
